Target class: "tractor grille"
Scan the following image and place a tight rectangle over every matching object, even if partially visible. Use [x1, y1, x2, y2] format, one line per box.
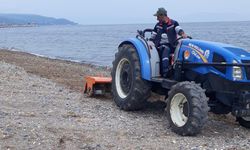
[241, 60, 250, 80]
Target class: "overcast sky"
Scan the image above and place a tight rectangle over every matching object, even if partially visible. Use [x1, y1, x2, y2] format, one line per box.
[1, 0, 250, 25]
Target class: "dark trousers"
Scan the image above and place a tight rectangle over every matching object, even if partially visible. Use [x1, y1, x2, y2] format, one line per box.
[158, 45, 173, 77]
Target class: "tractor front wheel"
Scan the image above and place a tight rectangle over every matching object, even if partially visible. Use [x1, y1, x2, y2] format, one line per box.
[166, 81, 209, 136]
[237, 117, 250, 128]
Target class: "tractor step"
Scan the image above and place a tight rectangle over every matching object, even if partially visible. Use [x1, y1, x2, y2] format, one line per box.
[151, 77, 177, 89]
[84, 76, 112, 97]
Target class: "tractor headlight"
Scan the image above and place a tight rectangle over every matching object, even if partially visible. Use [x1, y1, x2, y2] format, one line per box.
[232, 60, 243, 80]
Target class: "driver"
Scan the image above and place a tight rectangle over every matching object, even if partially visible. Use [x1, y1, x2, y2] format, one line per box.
[151, 8, 188, 78]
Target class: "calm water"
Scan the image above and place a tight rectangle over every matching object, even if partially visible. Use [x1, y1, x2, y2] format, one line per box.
[0, 22, 250, 66]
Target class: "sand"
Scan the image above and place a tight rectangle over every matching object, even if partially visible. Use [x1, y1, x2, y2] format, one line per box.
[0, 49, 111, 91]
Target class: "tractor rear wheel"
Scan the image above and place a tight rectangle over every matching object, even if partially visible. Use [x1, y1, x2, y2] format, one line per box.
[111, 44, 151, 111]
[237, 117, 250, 128]
[166, 81, 209, 136]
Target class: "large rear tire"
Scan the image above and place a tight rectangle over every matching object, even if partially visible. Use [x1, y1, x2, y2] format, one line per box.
[111, 44, 151, 111]
[166, 81, 209, 136]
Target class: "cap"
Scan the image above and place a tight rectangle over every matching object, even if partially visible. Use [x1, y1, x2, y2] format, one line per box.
[154, 8, 167, 16]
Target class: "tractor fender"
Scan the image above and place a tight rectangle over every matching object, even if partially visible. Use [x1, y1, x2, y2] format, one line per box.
[119, 38, 151, 81]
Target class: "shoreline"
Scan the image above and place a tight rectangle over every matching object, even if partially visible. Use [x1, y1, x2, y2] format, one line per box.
[1, 47, 112, 68]
[0, 49, 111, 91]
[0, 24, 38, 28]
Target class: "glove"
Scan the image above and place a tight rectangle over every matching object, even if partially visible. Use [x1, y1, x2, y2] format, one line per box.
[150, 31, 157, 41]
[160, 33, 169, 45]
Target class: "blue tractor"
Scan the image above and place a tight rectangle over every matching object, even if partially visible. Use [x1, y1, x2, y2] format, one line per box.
[111, 29, 250, 136]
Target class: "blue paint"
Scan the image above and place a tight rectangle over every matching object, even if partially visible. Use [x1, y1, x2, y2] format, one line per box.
[179, 39, 250, 82]
[119, 38, 151, 80]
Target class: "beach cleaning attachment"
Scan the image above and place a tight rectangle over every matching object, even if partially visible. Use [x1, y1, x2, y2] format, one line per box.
[84, 76, 112, 97]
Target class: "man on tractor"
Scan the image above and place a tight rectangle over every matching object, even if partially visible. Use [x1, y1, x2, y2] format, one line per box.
[151, 8, 188, 77]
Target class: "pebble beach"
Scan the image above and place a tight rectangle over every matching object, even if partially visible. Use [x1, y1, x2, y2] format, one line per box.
[0, 49, 250, 149]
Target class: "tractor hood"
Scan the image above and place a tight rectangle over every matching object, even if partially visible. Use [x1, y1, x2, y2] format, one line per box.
[223, 46, 250, 58]
[182, 39, 250, 60]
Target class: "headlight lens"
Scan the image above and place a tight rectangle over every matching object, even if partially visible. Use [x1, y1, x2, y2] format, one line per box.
[232, 60, 242, 80]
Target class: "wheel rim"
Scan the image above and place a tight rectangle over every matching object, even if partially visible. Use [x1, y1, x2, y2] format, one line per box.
[115, 58, 132, 99]
[170, 93, 189, 127]
[242, 117, 250, 121]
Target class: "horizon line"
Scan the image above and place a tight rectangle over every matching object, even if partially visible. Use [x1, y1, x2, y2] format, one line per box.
[78, 20, 250, 26]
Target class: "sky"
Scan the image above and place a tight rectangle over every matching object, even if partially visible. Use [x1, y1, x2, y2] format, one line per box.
[0, 0, 250, 25]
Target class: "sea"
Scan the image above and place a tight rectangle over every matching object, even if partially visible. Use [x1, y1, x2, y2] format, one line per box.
[0, 21, 250, 67]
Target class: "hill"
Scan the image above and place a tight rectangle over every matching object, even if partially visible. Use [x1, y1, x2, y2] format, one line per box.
[0, 14, 77, 26]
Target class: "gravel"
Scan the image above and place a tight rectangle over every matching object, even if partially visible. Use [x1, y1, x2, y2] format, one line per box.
[0, 61, 250, 150]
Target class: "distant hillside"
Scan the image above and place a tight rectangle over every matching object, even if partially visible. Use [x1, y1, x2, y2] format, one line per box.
[0, 14, 77, 26]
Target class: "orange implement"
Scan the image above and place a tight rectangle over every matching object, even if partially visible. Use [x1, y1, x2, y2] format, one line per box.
[84, 76, 112, 96]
